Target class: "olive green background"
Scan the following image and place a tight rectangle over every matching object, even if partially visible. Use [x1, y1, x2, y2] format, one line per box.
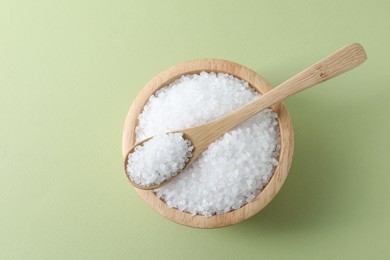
[1, 0, 389, 259]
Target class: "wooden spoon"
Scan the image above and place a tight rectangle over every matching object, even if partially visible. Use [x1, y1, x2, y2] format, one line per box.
[124, 43, 367, 190]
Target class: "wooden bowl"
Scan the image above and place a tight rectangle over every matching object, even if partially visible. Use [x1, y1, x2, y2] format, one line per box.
[122, 59, 294, 228]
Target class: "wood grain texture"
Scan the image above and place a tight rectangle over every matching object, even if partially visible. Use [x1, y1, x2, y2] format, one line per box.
[122, 59, 294, 228]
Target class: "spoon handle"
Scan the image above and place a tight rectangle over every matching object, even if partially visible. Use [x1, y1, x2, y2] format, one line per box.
[187, 43, 367, 144]
[261, 43, 367, 104]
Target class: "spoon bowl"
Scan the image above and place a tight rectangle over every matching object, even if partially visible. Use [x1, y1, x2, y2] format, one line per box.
[124, 133, 194, 190]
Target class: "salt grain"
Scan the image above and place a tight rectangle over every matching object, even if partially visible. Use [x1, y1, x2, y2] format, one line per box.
[135, 72, 280, 216]
[126, 133, 193, 187]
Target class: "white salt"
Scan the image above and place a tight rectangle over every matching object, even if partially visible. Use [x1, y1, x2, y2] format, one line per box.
[135, 72, 280, 216]
[126, 133, 193, 187]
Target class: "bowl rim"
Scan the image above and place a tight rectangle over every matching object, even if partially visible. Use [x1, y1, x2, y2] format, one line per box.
[122, 59, 294, 228]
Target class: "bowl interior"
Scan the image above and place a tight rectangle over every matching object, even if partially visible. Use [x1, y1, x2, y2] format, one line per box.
[122, 59, 294, 228]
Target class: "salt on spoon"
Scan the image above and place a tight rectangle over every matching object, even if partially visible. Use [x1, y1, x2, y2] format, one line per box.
[126, 133, 193, 189]
[125, 43, 367, 190]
